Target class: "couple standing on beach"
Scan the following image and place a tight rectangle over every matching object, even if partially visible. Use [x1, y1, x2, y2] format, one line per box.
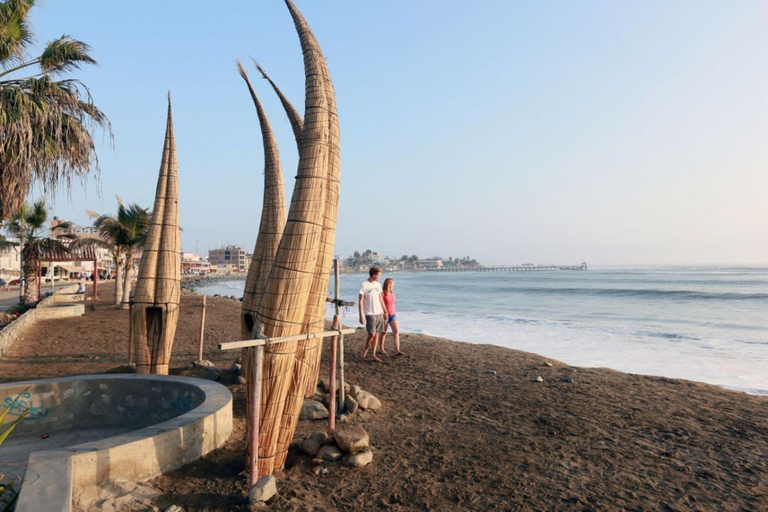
[359, 266, 402, 362]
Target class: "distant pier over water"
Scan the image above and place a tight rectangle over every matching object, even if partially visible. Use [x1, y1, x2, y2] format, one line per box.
[428, 262, 588, 272]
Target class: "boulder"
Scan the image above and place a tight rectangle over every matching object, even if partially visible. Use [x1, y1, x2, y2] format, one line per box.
[344, 394, 359, 414]
[355, 390, 381, 411]
[249, 474, 277, 503]
[317, 444, 343, 462]
[300, 400, 329, 421]
[349, 385, 362, 400]
[301, 432, 329, 457]
[333, 426, 369, 454]
[343, 450, 373, 468]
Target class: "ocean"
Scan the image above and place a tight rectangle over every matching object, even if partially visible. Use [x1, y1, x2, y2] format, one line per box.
[197, 266, 768, 395]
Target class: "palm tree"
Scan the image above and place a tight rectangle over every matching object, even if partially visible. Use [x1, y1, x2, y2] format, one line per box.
[87, 200, 148, 308]
[112, 202, 149, 309]
[5, 201, 72, 303]
[0, 0, 111, 220]
[80, 205, 124, 306]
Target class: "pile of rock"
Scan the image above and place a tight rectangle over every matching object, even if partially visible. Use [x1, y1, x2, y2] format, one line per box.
[300, 425, 373, 469]
[315, 379, 381, 414]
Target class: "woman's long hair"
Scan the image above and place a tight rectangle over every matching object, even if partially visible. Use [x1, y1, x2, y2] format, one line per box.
[382, 278, 394, 295]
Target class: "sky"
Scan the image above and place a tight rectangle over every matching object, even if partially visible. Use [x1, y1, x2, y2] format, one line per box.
[25, 1, 768, 266]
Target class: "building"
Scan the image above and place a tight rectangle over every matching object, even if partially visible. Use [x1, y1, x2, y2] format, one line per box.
[417, 258, 443, 270]
[208, 246, 248, 272]
[50, 217, 100, 240]
[182, 252, 211, 275]
[0, 237, 21, 279]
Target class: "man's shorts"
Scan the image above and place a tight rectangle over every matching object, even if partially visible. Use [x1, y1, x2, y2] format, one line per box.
[365, 314, 384, 335]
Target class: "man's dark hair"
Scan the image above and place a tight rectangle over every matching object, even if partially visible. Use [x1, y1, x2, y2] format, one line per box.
[369, 266, 382, 277]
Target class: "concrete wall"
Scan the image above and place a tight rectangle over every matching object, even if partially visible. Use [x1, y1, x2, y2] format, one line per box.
[1, 374, 232, 512]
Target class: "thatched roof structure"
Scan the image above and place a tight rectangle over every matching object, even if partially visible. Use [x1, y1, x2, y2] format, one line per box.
[132, 95, 181, 375]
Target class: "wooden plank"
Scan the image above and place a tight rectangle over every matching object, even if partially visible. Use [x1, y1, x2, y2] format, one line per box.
[219, 328, 357, 351]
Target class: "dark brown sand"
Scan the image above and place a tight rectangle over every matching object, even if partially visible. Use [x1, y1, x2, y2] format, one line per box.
[1, 283, 767, 511]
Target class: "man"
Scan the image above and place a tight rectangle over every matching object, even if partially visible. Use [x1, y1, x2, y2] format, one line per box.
[359, 266, 388, 362]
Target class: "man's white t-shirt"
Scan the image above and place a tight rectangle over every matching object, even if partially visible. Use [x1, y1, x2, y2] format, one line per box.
[359, 280, 384, 316]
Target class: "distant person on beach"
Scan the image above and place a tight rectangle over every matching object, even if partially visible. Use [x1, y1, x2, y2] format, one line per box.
[75, 281, 85, 294]
[359, 266, 388, 362]
[0, 276, 7, 292]
[380, 278, 403, 356]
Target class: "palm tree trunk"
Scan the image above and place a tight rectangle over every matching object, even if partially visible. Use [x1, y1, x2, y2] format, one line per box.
[113, 254, 123, 305]
[121, 254, 133, 309]
[23, 256, 37, 304]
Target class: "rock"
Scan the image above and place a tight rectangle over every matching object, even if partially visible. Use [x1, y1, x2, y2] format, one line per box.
[543, 361, 553, 367]
[344, 382, 350, 393]
[349, 385, 362, 399]
[564, 376, 573, 383]
[344, 394, 359, 414]
[333, 425, 369, 454]
[238, 376, 247, 384]
[300, 400, 329, 421]
[343, 450, 373, 468]
[312, 465, 328, 476]
[339, 413, 350, 423]
[301, 432, 329, 457]
[164, 506, 184, 512]
[487, 370, 497, 375]
[104, 364, 136, 374]
[230, 362, 242, 373]
[317, 379, 329, 393]
[355, 390, 381, 411]
[249, 474, 277, 503]
[311, 458, 323, 466]
[186, 364, 221, 381]
[534, 375, 544, 383]
[317, 444, 343, 462]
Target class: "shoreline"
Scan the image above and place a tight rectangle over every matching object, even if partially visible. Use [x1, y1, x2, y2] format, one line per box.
[187, 277, 768, 397]
[2, 283, 766, 510]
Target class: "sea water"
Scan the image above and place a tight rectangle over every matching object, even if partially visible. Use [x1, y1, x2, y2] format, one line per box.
[197, 266, 768, 395]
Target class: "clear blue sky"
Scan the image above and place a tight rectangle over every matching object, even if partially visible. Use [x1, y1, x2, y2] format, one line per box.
[31, 1, 768, 265]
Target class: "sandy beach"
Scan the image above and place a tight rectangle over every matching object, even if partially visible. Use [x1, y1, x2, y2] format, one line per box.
[1, 283, 767, 511]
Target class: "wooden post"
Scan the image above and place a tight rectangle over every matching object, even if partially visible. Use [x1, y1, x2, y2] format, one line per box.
[37, 260, 42, 301]
[93, 258, 99, 301]
[127, 301, 134, 365]
[197, 296, 206, 362]
[334, 260, 346, 413]
[328, 332, 337, 435]
[248, 345, 263, 488]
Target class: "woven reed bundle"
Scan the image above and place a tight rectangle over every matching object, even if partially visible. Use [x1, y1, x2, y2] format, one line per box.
[251, 0, 331, 477]
[273, 0, 341, 469]
[132, 95, 181, 375]
[236, 62, 288, 466]
[255, 62, 304, 144]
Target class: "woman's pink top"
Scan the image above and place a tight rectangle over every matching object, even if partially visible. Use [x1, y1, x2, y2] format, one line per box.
[382, 292, 396, 315]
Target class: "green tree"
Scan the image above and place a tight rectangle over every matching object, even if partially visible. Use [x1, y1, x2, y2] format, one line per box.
[5, 201, 72, 303]
[90, 201, 149, 308]
[0, 0, 111, 220]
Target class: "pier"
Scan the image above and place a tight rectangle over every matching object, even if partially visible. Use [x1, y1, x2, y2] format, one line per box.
[428, 262, 588, 272]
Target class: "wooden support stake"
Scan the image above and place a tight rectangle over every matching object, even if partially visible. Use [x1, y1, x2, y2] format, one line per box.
[247, 345, 263, 488]
[338, 330, 345, 413]
[332, 259, 346, 415]
[127, 302, 134, 365]
[197, 296, 206, 362]
[328, 332, 337, 435]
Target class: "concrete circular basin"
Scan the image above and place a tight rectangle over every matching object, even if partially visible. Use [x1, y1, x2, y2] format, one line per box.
[0, 374, 232, 512]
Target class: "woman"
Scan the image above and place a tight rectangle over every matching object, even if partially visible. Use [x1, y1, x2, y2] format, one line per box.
[379, 278, 403, 356]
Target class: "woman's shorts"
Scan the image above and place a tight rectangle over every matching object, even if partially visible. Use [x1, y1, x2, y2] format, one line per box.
[387, 314, 397, 323]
